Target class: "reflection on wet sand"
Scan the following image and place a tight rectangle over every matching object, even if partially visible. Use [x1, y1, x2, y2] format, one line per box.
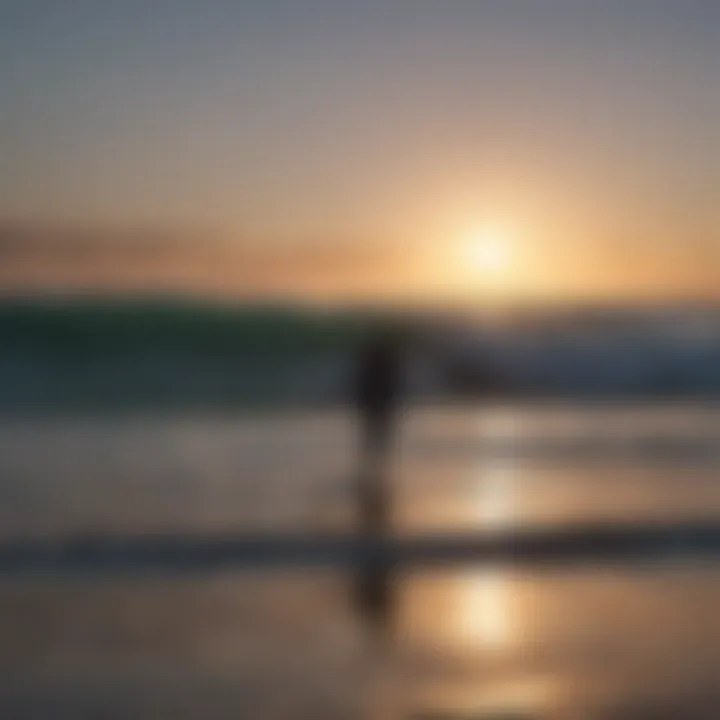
[1, 407, 720, 718]
[366, 413, 551, 718]
[366, 408, 720, 718]
[450, 456, 519, 654]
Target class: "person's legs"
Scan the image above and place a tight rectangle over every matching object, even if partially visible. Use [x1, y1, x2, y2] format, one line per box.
[362, 407, 393, 467]
[357, 406, 395, 530]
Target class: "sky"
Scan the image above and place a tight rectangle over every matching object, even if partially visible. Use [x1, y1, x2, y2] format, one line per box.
[1, 0, 719, 303]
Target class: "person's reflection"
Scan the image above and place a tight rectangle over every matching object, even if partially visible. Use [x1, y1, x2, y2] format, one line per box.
[351, 326, 405, 642]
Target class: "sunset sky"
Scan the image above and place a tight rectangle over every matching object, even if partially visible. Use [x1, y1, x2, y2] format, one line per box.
[1, 1, 719, 304]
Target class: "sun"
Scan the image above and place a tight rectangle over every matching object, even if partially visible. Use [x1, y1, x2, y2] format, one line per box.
[463, 228, 513, 274]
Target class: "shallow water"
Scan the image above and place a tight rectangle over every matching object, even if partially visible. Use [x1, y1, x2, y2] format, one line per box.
[0, 405, 719, 718]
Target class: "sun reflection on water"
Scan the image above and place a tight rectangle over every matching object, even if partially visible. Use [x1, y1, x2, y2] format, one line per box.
[455, 412, 520, 650]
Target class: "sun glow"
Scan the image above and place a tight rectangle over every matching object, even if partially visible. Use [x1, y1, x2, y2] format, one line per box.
[462, 227, 515, 274]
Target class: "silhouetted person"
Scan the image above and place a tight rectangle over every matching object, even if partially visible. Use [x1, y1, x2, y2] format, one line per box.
[351, 327, 405, 644]
[353, 328, 404, 472]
